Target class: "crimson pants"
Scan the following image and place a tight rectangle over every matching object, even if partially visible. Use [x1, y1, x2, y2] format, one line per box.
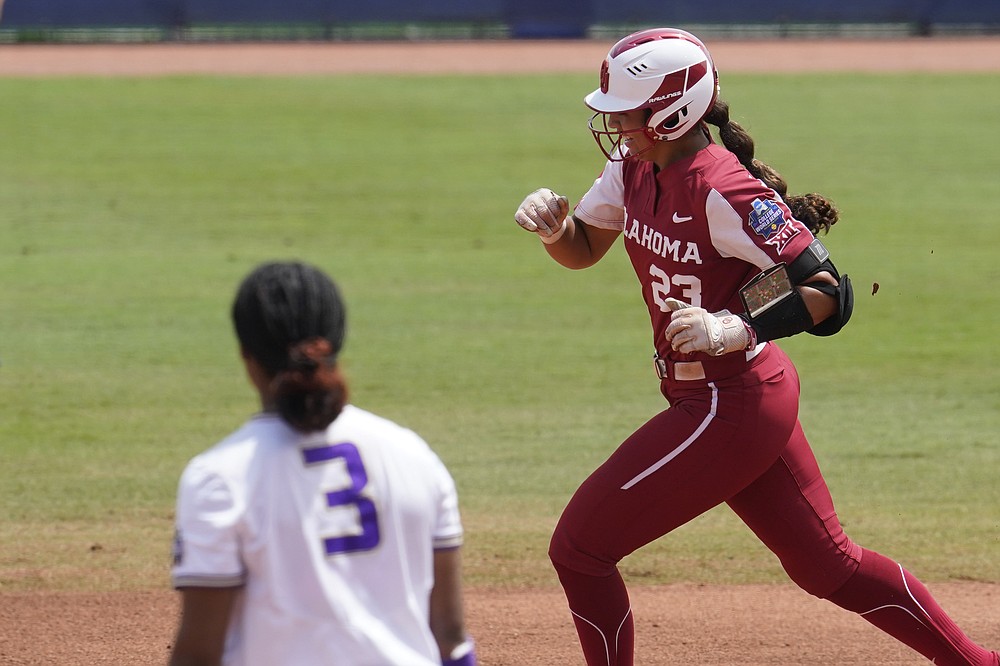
[549, 345, 995, 665]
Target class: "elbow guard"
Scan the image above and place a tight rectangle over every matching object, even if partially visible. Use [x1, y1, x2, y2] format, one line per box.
[738, 239, 854, 342]
[805, 273, 853, 336]
[788, 238, 853, 336]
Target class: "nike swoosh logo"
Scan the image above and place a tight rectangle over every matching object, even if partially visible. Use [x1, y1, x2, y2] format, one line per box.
[672, 212, 693, 223]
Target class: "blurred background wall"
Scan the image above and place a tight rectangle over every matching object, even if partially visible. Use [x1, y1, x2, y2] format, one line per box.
[1, 0, 997, 42]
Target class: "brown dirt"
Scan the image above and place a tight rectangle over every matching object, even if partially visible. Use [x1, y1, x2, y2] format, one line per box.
[1, 39, 997, 664]
[1, 583, 997, 664]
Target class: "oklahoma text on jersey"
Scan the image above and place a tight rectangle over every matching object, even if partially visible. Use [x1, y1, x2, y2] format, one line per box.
[623, 219, 704, 264]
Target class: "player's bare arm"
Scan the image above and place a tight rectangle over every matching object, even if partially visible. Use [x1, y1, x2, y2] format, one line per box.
[798, 270, 839, 325]
[513, 188, 620, 269]
[542, 216, 620, 269]
[169, 586, 239, 666]
[430, 548, 476, 665]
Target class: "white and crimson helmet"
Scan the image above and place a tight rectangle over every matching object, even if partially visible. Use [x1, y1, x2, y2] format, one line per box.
[585, 28, 720, 161]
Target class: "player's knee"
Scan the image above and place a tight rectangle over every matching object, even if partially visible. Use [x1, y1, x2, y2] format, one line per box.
[548, 521, 573, 568]
[780, 551, 861, 599]
[549, 521, 617, 578]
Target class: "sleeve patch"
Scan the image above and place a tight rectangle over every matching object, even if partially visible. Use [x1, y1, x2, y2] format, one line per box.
[748, 198, 785, 238]
[763, 221, 801, 254]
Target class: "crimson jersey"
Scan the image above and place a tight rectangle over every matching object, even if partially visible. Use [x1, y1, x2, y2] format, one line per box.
[574, 142, 816, 365]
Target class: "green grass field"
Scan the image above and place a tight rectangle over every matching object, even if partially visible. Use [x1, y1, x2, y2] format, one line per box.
[1, 72, 997, 593]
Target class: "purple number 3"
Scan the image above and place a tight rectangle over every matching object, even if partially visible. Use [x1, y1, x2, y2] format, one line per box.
[302, 442, 380, 555]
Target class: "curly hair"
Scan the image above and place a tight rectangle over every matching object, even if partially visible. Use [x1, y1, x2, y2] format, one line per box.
[704, 99, 839, 236]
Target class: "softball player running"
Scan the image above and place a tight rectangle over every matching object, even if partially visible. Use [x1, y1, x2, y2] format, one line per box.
[169, 261, 476, 666]
[514, 28, 998, 666]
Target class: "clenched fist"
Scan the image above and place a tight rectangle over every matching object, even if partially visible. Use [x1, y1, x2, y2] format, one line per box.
[664, 307, 754, 356]
[514, 188, 570, 244]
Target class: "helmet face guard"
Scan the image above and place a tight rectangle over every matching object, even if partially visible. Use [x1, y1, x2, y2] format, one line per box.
[584, 28, 719, 161]
[587, 112, 658, 162]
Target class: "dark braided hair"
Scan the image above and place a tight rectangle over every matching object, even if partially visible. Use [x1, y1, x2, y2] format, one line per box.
[232, 261, 348, 432]
[703, 99, 839, 235]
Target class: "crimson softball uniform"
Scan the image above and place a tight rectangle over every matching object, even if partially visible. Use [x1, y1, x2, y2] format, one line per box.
[575, 142, 813, 360]
[548, 142, 997, 666]
[172, 405, 463, 666]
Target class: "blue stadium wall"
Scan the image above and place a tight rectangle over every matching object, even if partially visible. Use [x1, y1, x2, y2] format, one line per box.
[2, 0, 996, 35]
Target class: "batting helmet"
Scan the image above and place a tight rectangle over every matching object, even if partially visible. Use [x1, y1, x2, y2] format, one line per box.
[585, 28, 720, 160]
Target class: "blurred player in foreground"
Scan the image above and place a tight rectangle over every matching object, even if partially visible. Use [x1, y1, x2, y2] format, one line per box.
[169, 261, 476, 666]
[513, 27, 998, 666]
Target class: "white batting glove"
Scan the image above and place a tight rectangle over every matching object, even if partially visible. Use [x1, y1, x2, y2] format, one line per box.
[665, 307, 754, 356]
[514, 188, 570, 244]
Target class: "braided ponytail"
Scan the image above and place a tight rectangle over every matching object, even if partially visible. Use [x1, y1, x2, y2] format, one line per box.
[704, 100, 838, 235]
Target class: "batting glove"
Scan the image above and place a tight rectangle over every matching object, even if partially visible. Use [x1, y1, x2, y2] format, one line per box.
[514, 188, 570, 244]
[665, 307, 756, 356]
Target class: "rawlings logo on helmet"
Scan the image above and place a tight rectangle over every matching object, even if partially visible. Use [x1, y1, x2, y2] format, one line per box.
[648, 91, 683, 103]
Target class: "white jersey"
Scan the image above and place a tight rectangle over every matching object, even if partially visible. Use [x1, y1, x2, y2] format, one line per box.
[171, 404, 464, 666]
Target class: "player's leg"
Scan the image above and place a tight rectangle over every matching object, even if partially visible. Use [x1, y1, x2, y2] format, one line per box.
[827, 549, 999, 666]
[549, 354, 802, 665]
[549, 561, 634, 666]
[728, 417, 997, 666]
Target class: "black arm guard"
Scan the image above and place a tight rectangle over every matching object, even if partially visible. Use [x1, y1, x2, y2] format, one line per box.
[737, 285, 814, 343]
[804, 274, 853, 336]
[789, 238, 854, 336]
[737, 239, 854, 342]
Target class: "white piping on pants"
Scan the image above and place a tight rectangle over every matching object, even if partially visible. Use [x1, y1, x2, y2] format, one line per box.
[859, 562, 933, 629]
[569, 607, 633, 666]
[620, 382, 719, 490]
